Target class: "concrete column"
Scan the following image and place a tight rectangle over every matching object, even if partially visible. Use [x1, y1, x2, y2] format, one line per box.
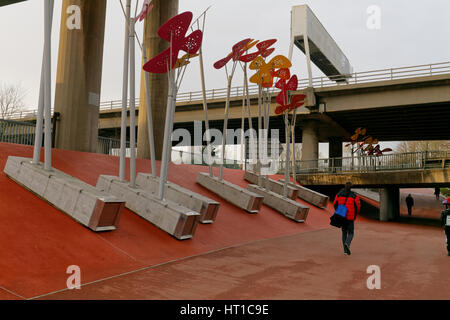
[329, 137, 343, 171]
[379, 187, 400, 221]
[301, 120, 319, 169]
[137, 0, 179, 160]
[54, 0, 107, 153]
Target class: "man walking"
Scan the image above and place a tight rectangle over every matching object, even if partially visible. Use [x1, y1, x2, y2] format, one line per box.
[406, 194, 414, 216]
[435, 188, 441, 201]
[333, 182, 361, 255]
[441, 199, 450, 256]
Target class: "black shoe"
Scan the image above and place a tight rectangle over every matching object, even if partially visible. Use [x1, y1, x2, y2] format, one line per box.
[344, 244, 351, 255]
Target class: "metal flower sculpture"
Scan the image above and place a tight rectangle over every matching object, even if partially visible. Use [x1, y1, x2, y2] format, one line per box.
[137, 0, 153, 22]
[143, 11, 203, 74]
[249, 55, 292, 88]
[143, 11, 203, 200]
[346, 128, 392, 156]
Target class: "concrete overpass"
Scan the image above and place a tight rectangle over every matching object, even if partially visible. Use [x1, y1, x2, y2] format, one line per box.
[291, 150, 450, 221]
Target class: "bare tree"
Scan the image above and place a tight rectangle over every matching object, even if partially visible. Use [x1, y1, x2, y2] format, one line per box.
[0, 83, 26, 119]
[397, 141, 450, 153]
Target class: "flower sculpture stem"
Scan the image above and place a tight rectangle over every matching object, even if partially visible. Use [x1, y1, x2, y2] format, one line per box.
[119, 0, 131, 182]
[32, 0, 54, 167]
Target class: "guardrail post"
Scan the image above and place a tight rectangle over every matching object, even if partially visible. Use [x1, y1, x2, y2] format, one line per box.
[430, 64, 433, 76]
[212, 89, 214, 99]
[390, 68, 393, 80]
[354, 72, 357, 84]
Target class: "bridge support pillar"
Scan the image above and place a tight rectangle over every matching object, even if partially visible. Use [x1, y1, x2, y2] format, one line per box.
[301, 120, 319, 170]
[54, 0, 107, 153]
[137, 0, 179, 160]
[379, 187, 400, 221]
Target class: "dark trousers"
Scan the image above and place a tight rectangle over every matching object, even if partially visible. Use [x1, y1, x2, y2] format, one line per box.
[407, 206, 412, 215]
[342, 220, 354, 248]
[445, 227, 450, 253]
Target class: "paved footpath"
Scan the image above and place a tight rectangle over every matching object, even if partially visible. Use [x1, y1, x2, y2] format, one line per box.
[38, 220, 450, 300]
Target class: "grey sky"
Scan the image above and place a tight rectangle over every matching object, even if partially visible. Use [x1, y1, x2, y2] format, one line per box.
[1, 0, 449, 109]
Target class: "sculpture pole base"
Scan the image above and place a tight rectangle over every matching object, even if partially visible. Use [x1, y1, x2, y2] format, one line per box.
[136, 173, 219, 224]
[4, 157, 124, 232]
[280, 180, 329, 209]
[97, 175, 199, 240]
[246, 184, 309, 222]
[196, 173, 263, 214]
[243, 171, 298, 200]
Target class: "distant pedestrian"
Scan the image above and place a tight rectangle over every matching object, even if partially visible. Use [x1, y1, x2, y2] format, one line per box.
[440, 199, 450, 256]
[406, 194, 414, 216]
[435, 188, 441, 201]
[333, 182, 361, 255]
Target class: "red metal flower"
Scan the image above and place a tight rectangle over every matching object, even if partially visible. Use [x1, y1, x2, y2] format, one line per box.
[275, 75, 298, 106]
[213, 38, 253, 69]
[143, 11, 203, 74]
[137, 0, 153, 22]
[275, 94, 306, 115]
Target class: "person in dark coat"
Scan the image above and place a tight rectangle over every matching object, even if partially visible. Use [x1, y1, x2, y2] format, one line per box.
[405, 194, 414, 216]
[435, 188, 441, 200]
[333, 182, 361, 255]
[441, 200, 450, 256]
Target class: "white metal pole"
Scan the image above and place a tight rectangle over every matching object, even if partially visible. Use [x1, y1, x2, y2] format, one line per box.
[43, 0, 53, 171]
[33, 0, 54, 165]
[256, 84, 263, 186]
[129, 18, 136, 187]
[142, 44, 157, 178]
[198, 43, 213, 177]
[291, 108, 298, 184]
[120, 0, 131, 181]
[243, 65, 256, 169]
[219, 75, 232, 181]
[158, 74, 176, 199]
[283, 113, 290, 197]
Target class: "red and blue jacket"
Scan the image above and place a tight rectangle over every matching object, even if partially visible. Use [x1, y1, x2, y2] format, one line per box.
[333, 189, 361, 221]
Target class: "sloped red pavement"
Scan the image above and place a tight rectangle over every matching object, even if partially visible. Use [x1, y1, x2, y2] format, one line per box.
[0, 143, 332, 300]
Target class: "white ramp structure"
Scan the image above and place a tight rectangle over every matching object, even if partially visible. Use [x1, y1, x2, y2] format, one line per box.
[289, 5, 353, 83]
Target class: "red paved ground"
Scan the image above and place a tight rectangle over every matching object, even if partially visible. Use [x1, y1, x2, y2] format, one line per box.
[0, 143, 332, 300]
[39, 221, 450, 300]
[2, 143, 448, 300]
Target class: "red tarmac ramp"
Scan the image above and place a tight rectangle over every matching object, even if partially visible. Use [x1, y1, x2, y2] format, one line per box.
[0, 143, 332, 300]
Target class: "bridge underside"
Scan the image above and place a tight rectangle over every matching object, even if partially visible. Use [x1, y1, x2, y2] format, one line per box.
[296, 168, 450, 189]
[327, 102, 450, 141]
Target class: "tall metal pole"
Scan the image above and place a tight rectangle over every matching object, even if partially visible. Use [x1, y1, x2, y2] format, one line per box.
[129, 17, 136, 187]
[142, 42, 157, 178]
[33, 0, 54, 165]
[198, 40, 213, 177]
[43, 0, 53, 171]
[158, 73, 176, 199]
[219, 75, 232, 181]
[120, 0, 131, 181]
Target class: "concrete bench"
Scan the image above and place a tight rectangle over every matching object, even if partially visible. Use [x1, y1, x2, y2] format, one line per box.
[97, 175, 199, 240]
[246, 184, 309, 222]
[196, 172, 263, 213]
[4, 156, 124, 232]
[244, 171, 298, 200]
[136, 173, 219, 224]
[281, 181, 329, 208]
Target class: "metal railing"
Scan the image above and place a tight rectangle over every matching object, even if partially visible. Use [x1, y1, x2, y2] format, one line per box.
[0, 119, 36, 146]
[6, 61, 450, 120]
[294, 150, 450, 175]
[0, 119, 129, 157]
